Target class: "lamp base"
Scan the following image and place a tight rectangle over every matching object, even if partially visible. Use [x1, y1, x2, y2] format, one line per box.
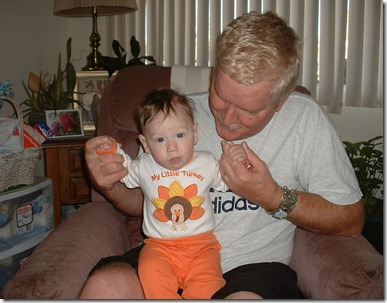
[82, 6, 106, 71]
[82, 51, 105, 71]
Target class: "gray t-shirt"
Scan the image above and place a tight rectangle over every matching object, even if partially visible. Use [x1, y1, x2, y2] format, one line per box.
[189, 91, 362, 273]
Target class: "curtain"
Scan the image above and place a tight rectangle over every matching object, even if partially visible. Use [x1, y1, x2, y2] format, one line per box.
[104, 0, 383, 114]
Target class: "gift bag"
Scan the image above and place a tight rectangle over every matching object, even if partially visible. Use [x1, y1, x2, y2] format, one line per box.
[0, 97, 42, 192]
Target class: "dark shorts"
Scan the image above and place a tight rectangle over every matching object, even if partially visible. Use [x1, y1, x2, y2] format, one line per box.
[90, 243, 303, 299]
[212, 262, 303, 299]
[88, 244, 143, 276]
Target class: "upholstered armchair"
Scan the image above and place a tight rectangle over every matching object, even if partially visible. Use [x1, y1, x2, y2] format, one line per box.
[1, 66, 383, 299]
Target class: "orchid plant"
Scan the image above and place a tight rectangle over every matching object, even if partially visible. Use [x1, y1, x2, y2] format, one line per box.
[21, 38, 83, 119]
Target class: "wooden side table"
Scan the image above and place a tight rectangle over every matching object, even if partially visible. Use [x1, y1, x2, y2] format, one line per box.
[43, 136, 93, 226]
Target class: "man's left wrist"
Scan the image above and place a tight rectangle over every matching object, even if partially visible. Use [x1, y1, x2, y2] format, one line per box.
[266, 186, 298, 220]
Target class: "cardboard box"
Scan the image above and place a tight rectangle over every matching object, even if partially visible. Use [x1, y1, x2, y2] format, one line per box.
[0, 177, 54, 252]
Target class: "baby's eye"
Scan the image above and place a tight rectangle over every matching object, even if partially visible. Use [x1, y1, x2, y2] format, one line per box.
[177, 133, 185, 138]
[156, 138, 164, 143]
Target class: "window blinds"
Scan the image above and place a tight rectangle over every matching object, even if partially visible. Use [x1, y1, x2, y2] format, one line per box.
[104, 0, 383, 114]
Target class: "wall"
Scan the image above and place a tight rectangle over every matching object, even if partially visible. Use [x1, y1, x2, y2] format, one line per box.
[329, 107, 383, 142]
[0, 0, 110, 118]
[0, 0, 383, 176]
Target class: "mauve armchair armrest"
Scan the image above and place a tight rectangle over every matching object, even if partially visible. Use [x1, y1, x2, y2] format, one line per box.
[290, 227, 384, 299]
[1, 200, 132, 299]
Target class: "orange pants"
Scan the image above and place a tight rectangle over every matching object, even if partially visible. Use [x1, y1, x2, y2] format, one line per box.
[138, 231, 225, 299]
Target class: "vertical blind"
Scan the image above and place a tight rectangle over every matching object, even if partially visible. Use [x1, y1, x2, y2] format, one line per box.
[105, 0, 383, 114]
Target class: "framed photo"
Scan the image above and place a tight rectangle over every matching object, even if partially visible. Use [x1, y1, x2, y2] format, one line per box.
[45, 109, 84, 138]
[75, 71, 116, 132]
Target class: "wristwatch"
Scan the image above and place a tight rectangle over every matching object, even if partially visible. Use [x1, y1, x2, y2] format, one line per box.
[266, 186, 298, 220]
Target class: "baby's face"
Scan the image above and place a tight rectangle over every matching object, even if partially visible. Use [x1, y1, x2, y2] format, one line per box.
[139, 109, 198, 171]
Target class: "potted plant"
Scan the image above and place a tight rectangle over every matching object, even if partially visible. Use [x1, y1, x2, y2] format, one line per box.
[21, 37, 83, 126]
[100, 35, 157, 78]
[343, 135, 383, 254]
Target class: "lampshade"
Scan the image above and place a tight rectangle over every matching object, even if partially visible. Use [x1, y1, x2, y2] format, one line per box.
[53, 0, 137, 71]
[53, 0, 137, 17]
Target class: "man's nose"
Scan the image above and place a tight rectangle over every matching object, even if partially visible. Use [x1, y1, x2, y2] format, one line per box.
[222, 103, 238, 125]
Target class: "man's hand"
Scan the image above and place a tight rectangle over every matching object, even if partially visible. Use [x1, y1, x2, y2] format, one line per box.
[85, 136, 128, 192]
[96, 136, 118, 155]
[85, 136, 144, 217]
[220, 140, 282, 211]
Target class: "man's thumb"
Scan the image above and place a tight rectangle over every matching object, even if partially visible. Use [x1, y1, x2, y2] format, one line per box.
[242, 141, 261, 167]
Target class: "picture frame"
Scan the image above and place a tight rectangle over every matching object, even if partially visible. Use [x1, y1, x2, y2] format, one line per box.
[45, 109, 84, 139]
[75, 71, 116, 132]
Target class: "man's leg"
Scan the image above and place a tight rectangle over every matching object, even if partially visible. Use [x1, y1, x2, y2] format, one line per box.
[225, 291, 263, 299]
[78, 244, 145, 299]
[78, 262, 144, 299]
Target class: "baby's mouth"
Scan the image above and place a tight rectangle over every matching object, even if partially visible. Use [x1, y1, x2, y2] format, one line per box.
[169, 157, 181, 165]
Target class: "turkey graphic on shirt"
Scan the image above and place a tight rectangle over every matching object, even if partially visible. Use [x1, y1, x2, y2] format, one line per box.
[151, 180, 205, 231]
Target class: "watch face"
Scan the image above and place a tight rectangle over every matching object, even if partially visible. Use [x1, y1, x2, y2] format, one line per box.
[274, 209, 288, 219]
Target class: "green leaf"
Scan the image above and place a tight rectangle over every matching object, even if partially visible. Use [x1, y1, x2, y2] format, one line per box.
[65, 62, 76, 93]
[66, 37, 72, 62]
[127, 57, 144, 66]
[142, 55, 157, 63]
[369, 135, 383, 143]
[112, 40, 125, 58]
[130, 35, 141, 58]
[345, 136, 383, 215]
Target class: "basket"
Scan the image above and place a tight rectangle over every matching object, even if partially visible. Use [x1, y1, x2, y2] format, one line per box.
[0, 97, 42, 192]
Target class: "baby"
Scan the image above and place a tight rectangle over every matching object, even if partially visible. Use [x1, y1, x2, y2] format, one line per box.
[96, 88, 247, 299]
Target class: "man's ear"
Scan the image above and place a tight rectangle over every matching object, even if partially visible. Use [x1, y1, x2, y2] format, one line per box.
[139, 134, 151, 153]
[193, 122, 199, 145]
[275, 95, 288, 112]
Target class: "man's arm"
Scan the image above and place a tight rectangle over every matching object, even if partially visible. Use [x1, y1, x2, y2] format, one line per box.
[284, 192, 364, 236]
[85, 136, 143, 216]
[220, 141, 365, 237]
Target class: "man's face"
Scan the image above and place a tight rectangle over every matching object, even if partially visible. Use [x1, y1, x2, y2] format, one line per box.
[209, 68, 285, 141]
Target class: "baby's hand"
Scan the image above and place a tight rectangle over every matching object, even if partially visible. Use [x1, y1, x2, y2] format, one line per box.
[96, 136, 118, 155]
[223, 141, 249, 167]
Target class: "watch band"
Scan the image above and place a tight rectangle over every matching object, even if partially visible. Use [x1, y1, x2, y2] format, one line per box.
[266, 186, 298, 219]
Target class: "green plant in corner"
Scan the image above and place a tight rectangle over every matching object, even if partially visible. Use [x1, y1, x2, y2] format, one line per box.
[343, 136, 383, 216]
[21, 37, 83, 124]
[100, 35, 157, 78]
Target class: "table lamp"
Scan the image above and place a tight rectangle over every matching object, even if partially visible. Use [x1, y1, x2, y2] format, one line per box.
[53, 0, 137, 71]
